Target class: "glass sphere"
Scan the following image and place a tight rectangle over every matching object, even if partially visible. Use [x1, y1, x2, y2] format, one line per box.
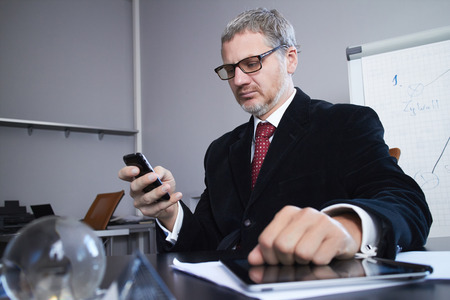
[1, 216, 106, 300]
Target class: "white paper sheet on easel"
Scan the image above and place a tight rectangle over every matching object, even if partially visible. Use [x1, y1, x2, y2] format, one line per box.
[360, 40, 450, 237]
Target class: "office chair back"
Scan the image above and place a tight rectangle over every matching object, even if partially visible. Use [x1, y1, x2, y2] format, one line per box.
[389, 148, 401, 161]
[82, 190, 125, 230]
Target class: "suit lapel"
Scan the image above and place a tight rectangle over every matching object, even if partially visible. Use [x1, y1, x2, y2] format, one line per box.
[229, 119, 254, 206]
[250, 89, 311, 201]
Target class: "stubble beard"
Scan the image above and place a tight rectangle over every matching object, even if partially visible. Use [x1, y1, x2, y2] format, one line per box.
[240, 75, 290, 118]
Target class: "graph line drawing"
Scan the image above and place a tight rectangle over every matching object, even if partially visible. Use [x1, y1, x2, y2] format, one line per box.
[408, 68, 450, 97]
[432, 137, 450, 173]
[414, 137, 450, 190]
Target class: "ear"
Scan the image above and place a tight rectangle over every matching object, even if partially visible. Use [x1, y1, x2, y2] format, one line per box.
[286, 46, 298, 74]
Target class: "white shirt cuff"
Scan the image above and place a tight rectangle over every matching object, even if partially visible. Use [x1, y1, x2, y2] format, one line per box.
[156, 201, 184, 244]
[322, 203, 380, 257]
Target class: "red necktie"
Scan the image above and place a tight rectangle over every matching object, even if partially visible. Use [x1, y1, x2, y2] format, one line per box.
[251, 122, 276, 189]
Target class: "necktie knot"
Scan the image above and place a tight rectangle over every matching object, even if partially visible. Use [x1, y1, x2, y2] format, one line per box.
[255, 122, 276, 139]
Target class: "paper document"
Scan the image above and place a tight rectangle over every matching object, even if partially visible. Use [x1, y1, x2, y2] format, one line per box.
[396, 251, 450, 280]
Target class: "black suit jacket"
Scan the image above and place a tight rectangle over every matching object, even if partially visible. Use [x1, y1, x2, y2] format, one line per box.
[157, 88, 432, 259]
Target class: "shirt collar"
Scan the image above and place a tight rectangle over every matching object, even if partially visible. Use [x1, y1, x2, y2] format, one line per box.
[253, 89, 296, 136]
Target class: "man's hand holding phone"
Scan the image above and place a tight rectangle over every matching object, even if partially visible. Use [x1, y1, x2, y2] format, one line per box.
[119, 153, 182, 231]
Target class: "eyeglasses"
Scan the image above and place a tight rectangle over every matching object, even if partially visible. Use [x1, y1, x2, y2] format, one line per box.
[214, 45, 287, 80]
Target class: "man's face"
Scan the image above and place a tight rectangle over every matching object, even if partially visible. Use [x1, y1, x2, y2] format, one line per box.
[221, 31, 294, 119]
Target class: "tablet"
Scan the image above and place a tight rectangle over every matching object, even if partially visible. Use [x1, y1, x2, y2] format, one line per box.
[220, 257, 433, 292]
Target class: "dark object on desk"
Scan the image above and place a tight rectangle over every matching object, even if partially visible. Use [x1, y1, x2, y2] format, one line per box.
[82, 190, 125, 230]
[0, 200, 26, 215]
[221, 257, 433, 292]
[116, 250, 175, 300]
[0, 200, 34, 233]
[30, 204, 55, 219]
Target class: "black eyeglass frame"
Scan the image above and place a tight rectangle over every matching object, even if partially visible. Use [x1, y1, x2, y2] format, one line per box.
[214, 45, 288, 80]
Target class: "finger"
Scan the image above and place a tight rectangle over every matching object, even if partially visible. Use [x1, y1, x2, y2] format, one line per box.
[309, 237, 342, 265]
[129, 173, 150, 196]
[154, 183, 172, 202]
[258, 206, 300, 265]
[154, 191, 183, 212]
[292, 213, 335, 264]
[153, 165, 167, 179]
[137, 191, 182, 217]
[310, 216, 359, 264]
[270, 207, 321, 265]
[294, 216, 358, 265]
[248, 245, 265, 265]
[317, 233, 358, 263]
[271, 214, 310, 265]
[118, 166, 140, 181]
[272, 233, 302, 265]
[153, 166, 174, 184]
[130, 172, 161, 196]
[134, 180, 171, 207]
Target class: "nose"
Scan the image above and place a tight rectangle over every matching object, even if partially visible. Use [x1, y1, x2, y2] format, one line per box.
[232, 66, 251, 86]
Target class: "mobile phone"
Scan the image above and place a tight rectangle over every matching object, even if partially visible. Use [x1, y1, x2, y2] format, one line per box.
[123, 153, 170, 200]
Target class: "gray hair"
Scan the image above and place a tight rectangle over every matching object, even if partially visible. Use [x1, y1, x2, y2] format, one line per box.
[221, 8, 297, 51]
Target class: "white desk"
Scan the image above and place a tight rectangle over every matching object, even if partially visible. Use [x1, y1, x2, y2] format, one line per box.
[106, 221, 156, 254]
[0, 221, 156, 257]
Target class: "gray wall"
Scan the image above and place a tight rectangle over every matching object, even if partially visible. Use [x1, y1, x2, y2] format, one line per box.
[0, 0, 136, 218]
[1, 0, 449, 218]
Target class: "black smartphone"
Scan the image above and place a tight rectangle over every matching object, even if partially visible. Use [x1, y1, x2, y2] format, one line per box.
[123, 153, 170, 200]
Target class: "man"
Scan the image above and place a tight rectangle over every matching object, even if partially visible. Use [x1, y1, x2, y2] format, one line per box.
[119, 8, 432, 265]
